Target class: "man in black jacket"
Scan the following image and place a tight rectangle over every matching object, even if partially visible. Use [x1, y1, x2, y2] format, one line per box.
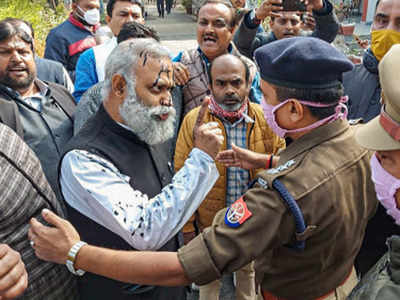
[233, 0, 339, 59]
[344, 0, 400, 123]
[0, 18, 75, 202]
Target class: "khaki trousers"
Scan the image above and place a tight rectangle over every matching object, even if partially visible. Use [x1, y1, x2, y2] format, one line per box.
[199, 262, 256, 300]
[259, 267, 358, 300]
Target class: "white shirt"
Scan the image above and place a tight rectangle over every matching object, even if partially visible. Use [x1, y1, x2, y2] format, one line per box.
[60, 148, 219, 250]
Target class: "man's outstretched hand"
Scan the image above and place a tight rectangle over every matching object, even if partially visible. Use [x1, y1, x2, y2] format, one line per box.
[29, 209, 81, 265]
[193, 97, 224, 159]
[217, 143, 270, 170]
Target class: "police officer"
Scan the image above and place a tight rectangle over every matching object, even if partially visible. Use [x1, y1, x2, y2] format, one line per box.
[29, 37, 378, 300]
[348, 44, 400, 299]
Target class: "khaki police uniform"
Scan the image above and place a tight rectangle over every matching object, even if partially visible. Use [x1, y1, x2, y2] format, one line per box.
[178, 120, 378, 300]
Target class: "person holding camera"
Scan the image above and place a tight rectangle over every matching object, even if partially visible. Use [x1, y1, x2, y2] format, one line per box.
[233, 0, 339, 59]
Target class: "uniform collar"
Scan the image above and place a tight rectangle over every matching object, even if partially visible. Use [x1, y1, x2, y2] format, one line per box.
[279, 119, 350, 162]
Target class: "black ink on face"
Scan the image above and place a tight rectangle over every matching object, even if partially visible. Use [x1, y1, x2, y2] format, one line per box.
[151, 62, 171, 88]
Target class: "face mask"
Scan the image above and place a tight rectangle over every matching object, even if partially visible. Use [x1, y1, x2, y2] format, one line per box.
[77, 5, 100, 26]
[371, 29, 400, 61]
[370, 153, 400, 225]
[260, 96, 348, 138]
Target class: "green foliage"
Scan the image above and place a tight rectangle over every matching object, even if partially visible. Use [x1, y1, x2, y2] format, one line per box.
[0, 0, 67, 56]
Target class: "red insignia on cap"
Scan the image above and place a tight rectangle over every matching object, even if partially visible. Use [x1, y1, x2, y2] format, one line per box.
[225, 197, 252, 228]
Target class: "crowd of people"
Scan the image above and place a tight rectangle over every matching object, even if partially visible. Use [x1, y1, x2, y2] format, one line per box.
[0, 0, 400, 299]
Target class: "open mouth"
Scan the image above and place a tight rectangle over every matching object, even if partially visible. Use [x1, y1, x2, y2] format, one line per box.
[203, 35, 217, 44]
[8, 67, 27, 75]
[153, 113, 170, 121]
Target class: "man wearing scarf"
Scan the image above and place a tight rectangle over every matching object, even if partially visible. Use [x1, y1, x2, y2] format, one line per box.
[345, 0, 400, 276]
[344, 0, 400, 123]
[174, 54, 284, 300]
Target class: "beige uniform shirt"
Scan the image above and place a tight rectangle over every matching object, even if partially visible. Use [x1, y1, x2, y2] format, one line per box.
[178, 120, 378, 300]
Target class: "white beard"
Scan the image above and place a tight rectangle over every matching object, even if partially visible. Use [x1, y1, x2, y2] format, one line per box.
[119, 82, 176, 145]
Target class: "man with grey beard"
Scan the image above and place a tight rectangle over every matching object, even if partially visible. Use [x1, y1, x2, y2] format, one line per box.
[57, 38, 224, 300]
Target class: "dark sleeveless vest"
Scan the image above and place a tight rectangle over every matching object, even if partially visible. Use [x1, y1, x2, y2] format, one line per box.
[0, 80, 75, 207]
[60, 104, 186, 300]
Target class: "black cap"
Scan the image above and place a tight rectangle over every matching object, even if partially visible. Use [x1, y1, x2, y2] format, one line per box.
[254, 37, 354, 89]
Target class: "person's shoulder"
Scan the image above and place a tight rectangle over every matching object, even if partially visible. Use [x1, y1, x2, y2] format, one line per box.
[78, 47, 95, 63]
[47, 19, 70, 36]
[35, 57, 64, 70]
[180, 48, 201, 65]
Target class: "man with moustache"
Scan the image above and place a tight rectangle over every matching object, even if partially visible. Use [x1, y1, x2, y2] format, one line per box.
[174, 53, 284, 300]
[0, 18, 75, 203]
[172, 0, 262, 116]
[55, 38, 224, 300]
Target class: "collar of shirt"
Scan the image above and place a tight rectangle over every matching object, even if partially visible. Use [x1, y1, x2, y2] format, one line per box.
[20, 79, 49, 111]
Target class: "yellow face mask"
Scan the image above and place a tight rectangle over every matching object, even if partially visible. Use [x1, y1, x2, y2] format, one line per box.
[371, 29, 400, 61]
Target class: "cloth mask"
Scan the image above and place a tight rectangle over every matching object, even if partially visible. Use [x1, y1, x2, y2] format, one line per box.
[261, 96, 348, 138]
[371, 29, 400, 61]
[77, 6, 100, 26]
[370, 153, 400, 225]
[208, 96, 248, 121]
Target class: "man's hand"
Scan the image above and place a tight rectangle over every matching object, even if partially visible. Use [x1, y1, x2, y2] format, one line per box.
[0, 244, 28, 300]
[173, 62, 190, 86]
[28, 209, 80, 265]
[193, 97, 224, 159]
[255, 0, 283, 21]
[216, 143, 269, 170]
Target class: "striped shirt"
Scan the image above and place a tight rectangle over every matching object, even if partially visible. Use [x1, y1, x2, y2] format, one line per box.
[223, 112, 251, 207]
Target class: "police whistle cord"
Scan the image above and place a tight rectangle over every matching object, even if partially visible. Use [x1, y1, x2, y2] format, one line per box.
[272, 179, 306, 251]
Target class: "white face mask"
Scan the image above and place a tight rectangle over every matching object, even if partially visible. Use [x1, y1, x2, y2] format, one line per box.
[77, 5, 100, 26]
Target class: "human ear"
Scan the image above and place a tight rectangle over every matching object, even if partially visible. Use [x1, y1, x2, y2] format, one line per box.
[105, 15, 111, 25]
[112, 74, 127, 98]
[288, 99, 304, 123]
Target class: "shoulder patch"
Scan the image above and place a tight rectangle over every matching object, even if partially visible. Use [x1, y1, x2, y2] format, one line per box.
[257, 177, 268, 189]
[225, 197, 252, 228]
[267, 159, 296, 175]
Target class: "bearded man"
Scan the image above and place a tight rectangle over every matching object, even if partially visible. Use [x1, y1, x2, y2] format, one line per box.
[56, 38, 224, 300]
[174, 54, 284, 300]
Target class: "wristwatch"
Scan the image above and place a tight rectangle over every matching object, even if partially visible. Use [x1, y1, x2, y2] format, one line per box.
[66, 241, 87, 276]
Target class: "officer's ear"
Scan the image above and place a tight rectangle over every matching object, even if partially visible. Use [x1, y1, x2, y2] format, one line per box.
[287, 99, 305, 123]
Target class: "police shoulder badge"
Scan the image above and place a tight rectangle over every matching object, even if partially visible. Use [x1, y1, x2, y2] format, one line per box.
[225, 197, 252, 228]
